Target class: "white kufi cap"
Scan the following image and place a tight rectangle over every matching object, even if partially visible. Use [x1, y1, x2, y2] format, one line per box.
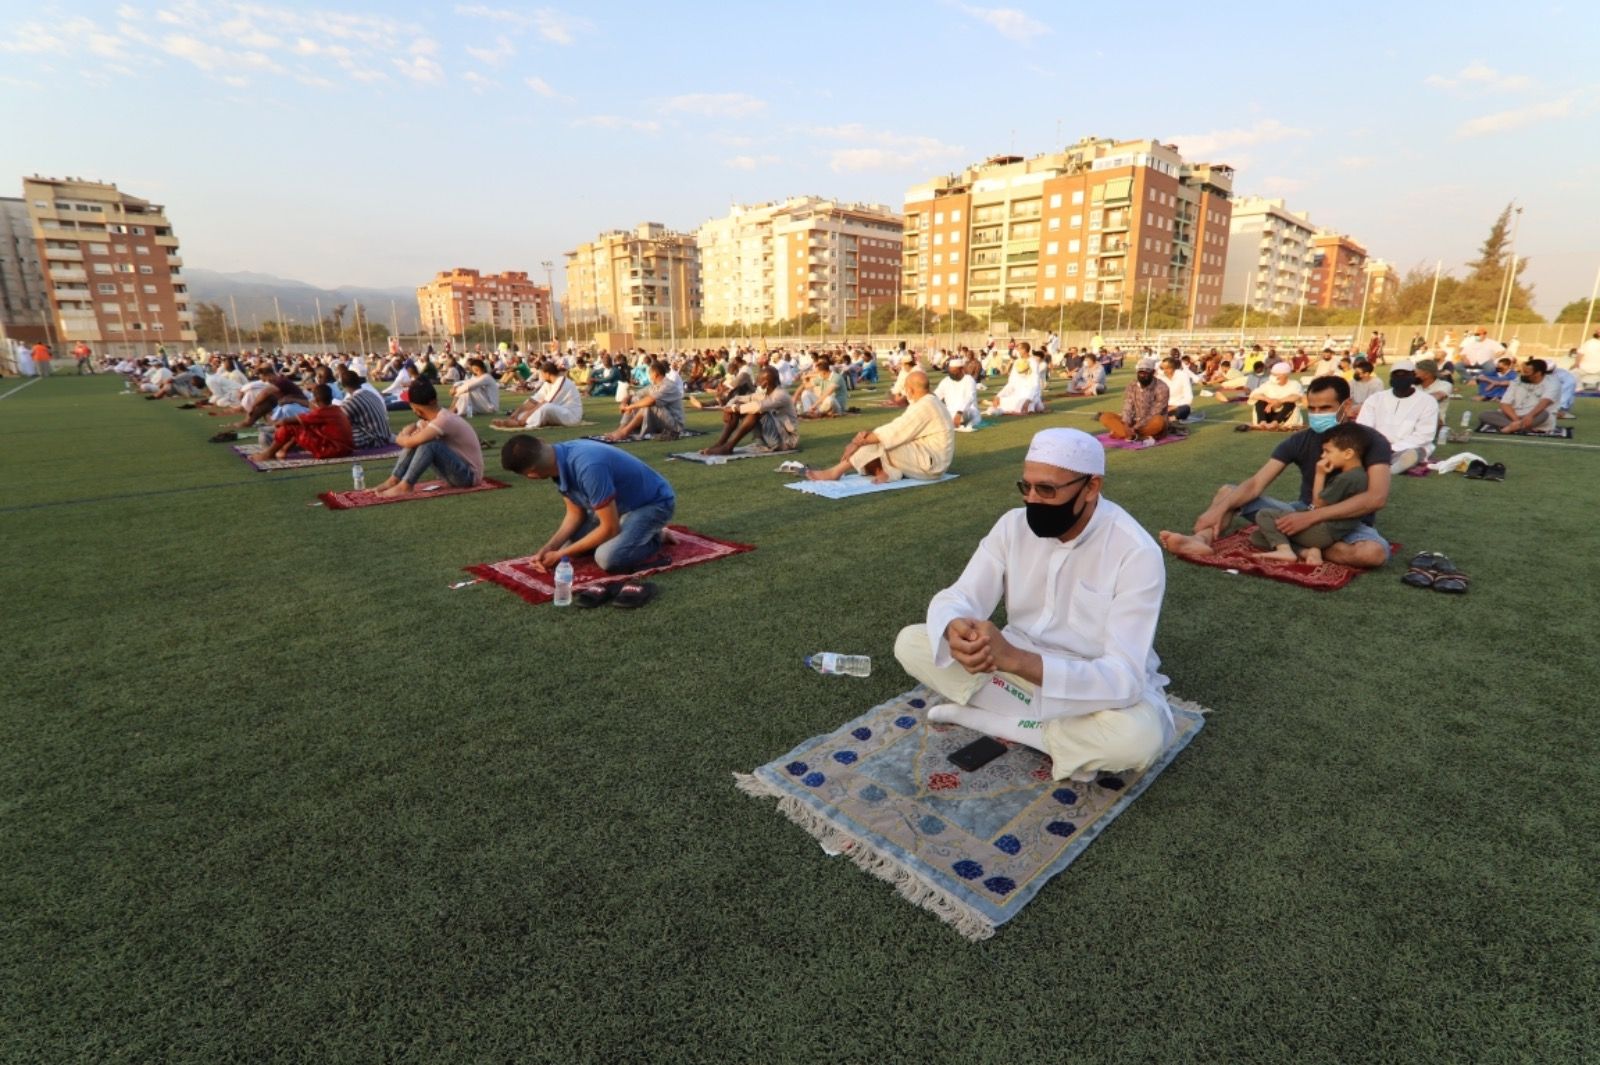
[1026, 427, 1104, 477]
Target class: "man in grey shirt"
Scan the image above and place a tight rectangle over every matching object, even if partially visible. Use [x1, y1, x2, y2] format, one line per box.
[1478, 359, 1560, 434]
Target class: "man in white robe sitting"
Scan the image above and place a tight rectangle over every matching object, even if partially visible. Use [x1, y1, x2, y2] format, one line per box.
[934, 356, 981, 428]
[493, 361, 584, 429]
[803, 370, 954, 484]
[894, 427, 1174, 782]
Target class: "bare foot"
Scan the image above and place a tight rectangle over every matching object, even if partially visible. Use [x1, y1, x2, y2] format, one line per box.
[660, 527, 679, 547]
[1299, 547, 1323, 564]
[1252, 546, 1297, 562]
[376, 482, 414, 499]
[702, 443, 733, 456]
[804, 467, 843, 482]
[1158, 530, 1216, 558]
[872, 471, 892, 484]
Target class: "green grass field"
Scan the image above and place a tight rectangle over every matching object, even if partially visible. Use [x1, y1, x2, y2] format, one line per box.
[3, 372, 1596, 1063]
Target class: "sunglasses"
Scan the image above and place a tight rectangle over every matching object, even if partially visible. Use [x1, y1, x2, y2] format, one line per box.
[1015, 474, 1088, 500]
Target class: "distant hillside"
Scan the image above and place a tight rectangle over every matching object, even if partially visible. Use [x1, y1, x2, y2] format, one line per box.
[185, 269, 420, 332]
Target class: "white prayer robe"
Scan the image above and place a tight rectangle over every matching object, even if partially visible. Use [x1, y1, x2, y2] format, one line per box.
[934, 374, 980, 424]
[526, 376, 584, 427]
[851, 393, 955, 481]
[993, 364, 1043, 414]
[1356, 388, 1441, 456]
[923, 501, 1172, 733]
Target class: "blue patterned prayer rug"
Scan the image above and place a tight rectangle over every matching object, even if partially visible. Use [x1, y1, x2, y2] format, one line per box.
[736, 687, 1206, 941]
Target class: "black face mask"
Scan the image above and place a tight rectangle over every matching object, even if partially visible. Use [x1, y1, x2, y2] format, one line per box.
[1390, 372, 1415, 397]
[1025, 480, 1092, 539]
[1519, 373, 1536, 384]
[1136, 372, 1155, 386]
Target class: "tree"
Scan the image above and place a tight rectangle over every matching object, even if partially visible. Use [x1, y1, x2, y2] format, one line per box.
[1556, 298, 1597, 324]
[193, 301, 229, 345]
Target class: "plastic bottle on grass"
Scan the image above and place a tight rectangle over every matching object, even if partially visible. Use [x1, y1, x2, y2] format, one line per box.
[553, 557, 574, 607]
[806, 652, 871, 677]
[351, 463, 365, 491]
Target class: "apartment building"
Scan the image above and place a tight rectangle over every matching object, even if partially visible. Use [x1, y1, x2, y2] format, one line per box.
[1307, 232, 1368, 309]
[697, 197, 902, 329]
[1221, 196, 1317, 317]
[417, 268, 552, 338]
[901, 137, 1234, 326]
[0, 196, 51, 345]
[565, 223, 700, 336]
[1364, 259, 1400, 305]
[23, 176, 195, 354]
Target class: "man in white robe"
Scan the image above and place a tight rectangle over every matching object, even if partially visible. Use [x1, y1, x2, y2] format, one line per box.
[495, 362, 584, 429]
[803, 370, 954, 483]
[894, 427, 1172, 781]
[934, 357, 980, 428]
[988, 353, 1044, 415]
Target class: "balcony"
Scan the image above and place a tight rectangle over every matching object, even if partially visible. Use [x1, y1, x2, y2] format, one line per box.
[166, 255, 183, 267]
[1101, 243, 1127, 256]
[970, 228, 1003, 246]
[45, 247, 83, 262]
[1103, 215, 1129, 232]
[49, 267, 87, 283]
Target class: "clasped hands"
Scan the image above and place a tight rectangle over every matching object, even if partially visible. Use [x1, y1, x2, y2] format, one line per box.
[944, 618, 1021, 675]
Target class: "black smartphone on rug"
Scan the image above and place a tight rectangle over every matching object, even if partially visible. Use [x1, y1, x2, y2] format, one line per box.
[948, 736, 1008, 772]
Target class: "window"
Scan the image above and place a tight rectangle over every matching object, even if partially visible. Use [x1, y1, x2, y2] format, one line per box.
[142, 284, 157, 293]
[950, 209, 961, 222]
[1064, 285, 1077, 301]
[933, 253, 943, 266]
[89, 243, 108, 255]
[1070, 214, 1081, 229]
[138, 265, 153, 275]
[121, 283, 134, 293]
[1049, 193, 1062, 208]
[1043, 287, 1056, 301]
[934, 211, 944, 224]
[100, 301, 119, 312]
[147, 303, 162, 312]
[947, 272, 958, 285]
[131, 226, 145, 235]
[949, 251, 960, 263]
[1045, 241, 1058, 255]
[1071, 190, 1084, 205]
[1066, 263, 1079, 276]
[1090, 210, 1103, 230]
[1149, 189, 1157, 202]
[933, 233, 942, 245]
[107, 322, 123, 332]
[93, 263, 111, 274]
[949, 231, 960, 244]
[113, 243, 128, 253]
[1047, 217, 1060, 231]
[135, 245, 149, 255]
[1068, 239, 1080, 253]
[931, 293, 942, 306]
[1045, 264, 1058, 278]
[97, 283, 116, 294]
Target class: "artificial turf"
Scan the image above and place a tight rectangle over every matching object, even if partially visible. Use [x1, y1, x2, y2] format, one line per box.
[2, 372, 1596, 1063]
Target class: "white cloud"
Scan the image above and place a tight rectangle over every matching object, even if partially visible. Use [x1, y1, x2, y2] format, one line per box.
[524, 75, 558, 97]
[393, 53, 444, 83]
[462, 70, 495, 92]
[660, 92, 766, 118]
[466, 34, 514, 65]
[1169, 119, 1309, 158]
[453, 4, 593, 45]
[811, 124, 965, 173]
[957, 4, 1049, 41]
[1425, 62, 1533, 94]
[573, 114, 660, 133]
[1338, 155, 1377, 170]
[1259, 176, 1307, 195]
[725, 154, 780, 170]
[1456, 96, 1576, 138]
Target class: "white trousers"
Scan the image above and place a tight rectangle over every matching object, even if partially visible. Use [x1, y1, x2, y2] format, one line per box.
[527, 404, 582, 427]
[893, 623, 1168, 780]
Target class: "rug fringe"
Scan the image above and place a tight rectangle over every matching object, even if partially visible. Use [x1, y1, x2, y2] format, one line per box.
[733, 772, 996, 942]
[1169, 694, 1214, 717]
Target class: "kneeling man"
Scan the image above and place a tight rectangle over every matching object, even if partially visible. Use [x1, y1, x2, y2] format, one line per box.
[894, 428, 1172, 781]
[804, 369, 954, 483]
[500, 435, 677, 573]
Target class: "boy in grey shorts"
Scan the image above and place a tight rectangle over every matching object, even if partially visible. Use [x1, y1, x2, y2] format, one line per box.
[1251, 422, 1369, 564]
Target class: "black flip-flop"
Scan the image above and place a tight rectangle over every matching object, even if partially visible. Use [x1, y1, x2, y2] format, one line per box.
[208, 430, 239, 443]
[574, 584, 620, 608]
[1431, 558, 1471, 594]
[1484, 462, 1506, 482]
[612, 581, 658, 609]
[1401, 551, 1444, 589]
[1464, 459, 1487, 480]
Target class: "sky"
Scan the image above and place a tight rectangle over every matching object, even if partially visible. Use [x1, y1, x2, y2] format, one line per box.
[3, 0, 1598, 313]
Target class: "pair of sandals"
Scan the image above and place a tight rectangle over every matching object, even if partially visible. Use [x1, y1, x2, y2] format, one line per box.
[1402, 552, 1470, 594]
[574, 581, 658, 609]
[1464, 460, 1506, 481]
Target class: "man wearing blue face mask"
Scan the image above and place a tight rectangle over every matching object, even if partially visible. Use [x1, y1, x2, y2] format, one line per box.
[893, 427, 1174, 782]
[1158, 376, 1393, 570]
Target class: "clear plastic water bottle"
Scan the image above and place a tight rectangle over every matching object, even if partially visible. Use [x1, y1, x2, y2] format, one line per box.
[805, 652, 872, 677]
[351, 464, 365, 491]
[552, 557, 574, 607]
[1459, 410, 1471, 428]
[1436, 425, 1450, 447]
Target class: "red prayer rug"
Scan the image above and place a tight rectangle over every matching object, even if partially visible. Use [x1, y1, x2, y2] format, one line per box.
[466, 524, 755, 604]
[1175, 528, 1399, 592]
[1096, 432, 1187, 451]
[317, 478, 509, 510]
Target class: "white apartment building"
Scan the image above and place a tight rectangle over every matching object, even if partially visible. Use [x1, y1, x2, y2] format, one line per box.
[696, 197, 902, 329]
[1221, 196, 1317, 316]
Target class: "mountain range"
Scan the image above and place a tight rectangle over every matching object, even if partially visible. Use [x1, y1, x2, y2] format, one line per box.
[184, 269, 421, 333]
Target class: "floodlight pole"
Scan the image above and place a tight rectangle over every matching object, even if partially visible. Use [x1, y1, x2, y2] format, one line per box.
[1423, 259, 1442, 342]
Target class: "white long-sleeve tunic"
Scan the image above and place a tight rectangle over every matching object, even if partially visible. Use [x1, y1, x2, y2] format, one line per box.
[923, 500, 1172, 736]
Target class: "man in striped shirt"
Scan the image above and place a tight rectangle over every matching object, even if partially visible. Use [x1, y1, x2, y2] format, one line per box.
[337, 368, 395, 449]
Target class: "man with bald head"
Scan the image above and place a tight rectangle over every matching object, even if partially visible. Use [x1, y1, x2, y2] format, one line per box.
[803, 369, 955, 483]
[893, 427, 1174, 781]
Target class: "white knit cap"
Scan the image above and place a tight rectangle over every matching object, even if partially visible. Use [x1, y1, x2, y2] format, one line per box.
[1270, 361, 1291, 375]
[1026, 427, 1104, 476]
